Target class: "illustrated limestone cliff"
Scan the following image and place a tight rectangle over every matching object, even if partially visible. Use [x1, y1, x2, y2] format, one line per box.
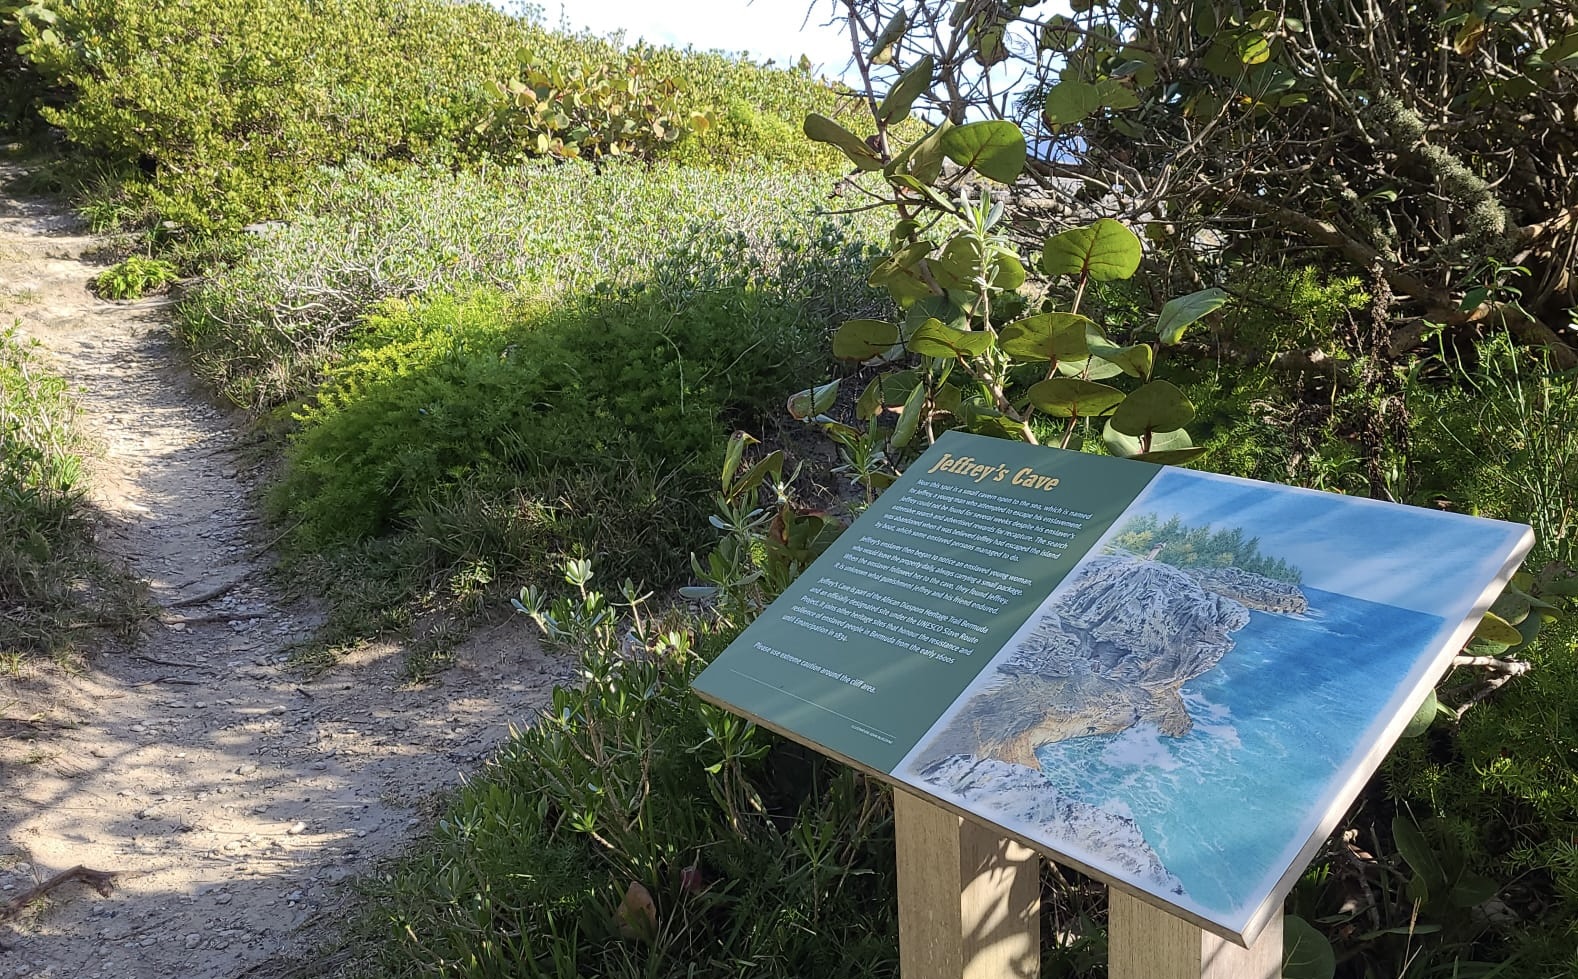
[913, 553, 1292, 770]
[1184, 565, 1309, 615]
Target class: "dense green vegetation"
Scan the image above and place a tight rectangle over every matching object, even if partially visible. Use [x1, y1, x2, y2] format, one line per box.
[4, 0, 887, 665]
[369, 568, 899, 978]
[273, 278, 832, 618]
[178, 162, 883, 408]
[196, 160, 889, 665]
[8, 0, 853, 231]
[0, 327, 141, 663]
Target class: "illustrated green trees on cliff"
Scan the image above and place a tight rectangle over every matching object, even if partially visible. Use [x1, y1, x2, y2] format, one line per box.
[1111, 513, 1302, 583]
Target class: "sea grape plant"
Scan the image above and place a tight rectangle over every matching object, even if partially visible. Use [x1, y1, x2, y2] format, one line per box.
[481, 51, 712, 162]
[793, 40, 1227, 489]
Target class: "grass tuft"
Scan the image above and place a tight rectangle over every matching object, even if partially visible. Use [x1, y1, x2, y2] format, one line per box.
[0, 326, 145, 662]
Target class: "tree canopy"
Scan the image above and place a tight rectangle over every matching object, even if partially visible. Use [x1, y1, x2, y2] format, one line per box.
[823, 0, 1577, 367]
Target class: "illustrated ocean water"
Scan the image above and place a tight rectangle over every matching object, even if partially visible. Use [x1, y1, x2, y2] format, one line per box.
[1031, 586, 1441, 918]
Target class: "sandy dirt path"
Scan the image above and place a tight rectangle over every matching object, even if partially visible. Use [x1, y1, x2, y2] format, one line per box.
[0, 171, 573, 978]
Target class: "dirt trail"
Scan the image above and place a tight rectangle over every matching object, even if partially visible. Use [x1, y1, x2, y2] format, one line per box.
[0, 171, 573, 978]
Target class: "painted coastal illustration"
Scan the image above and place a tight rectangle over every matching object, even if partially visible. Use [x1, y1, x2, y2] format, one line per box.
[895, 467, 1528, 935]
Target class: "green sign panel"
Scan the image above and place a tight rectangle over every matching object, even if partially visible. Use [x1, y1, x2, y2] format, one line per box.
[695, 432, 1158, 772]
[693, 430, 1532, 944]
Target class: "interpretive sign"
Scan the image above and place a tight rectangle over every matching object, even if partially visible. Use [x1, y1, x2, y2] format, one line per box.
[693, 430, 1533, 945]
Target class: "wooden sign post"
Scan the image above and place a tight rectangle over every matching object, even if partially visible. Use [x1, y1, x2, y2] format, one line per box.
[894, 790, 1040, 979]
[692, 432, 1532, 979]
[1107, 890, 1282, 979]
[895, 788, 1283, 979]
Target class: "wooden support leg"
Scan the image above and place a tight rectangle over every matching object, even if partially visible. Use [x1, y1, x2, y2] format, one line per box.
[894, 790, 1040, 979]
[1108, 889, 1283, 979]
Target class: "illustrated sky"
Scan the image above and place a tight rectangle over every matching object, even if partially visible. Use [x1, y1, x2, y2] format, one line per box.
[1128, 469, 1528, 612]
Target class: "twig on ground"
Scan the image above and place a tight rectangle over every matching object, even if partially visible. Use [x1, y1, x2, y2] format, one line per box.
[164, 576, 246, 609]
[159, 612, 239, 626]
[0, 865, 120, 923]
[249, 517, 304, 559]
[134, 653, 200, 669]
[128, 675, 204, 687]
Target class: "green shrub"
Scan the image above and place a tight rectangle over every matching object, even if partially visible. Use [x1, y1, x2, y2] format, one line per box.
[1165, 265, 1374, 494]
[91, 254, 177, 300]
[0, 326, 142, 659]
[1, 0, 57, 136]
[1408, 338, 1577, 567]
[1378, 339, 1578, 973]
[13, 0, 854, 230]
[367, 564, 898, 979]
[270, 279, 829, 588]
[479, 54, 707, 162]
[641, 47, 859, 174]
[17, 0, 530, 229]
[469, 26, 860, 172]
[178, 161, 886, 408]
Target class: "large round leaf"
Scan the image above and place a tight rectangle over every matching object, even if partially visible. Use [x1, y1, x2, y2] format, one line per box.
[930, 237, 1027, 292]
[786, 380, 840, 421]
[871, 8, 908, 61]
[1098, 343, 1154, 379]
[965, 414, 1023, 439]
[832, 319, 900, 362]
[1237, 31, 1273, 66]
[1109, 379, 1195, 436]
[1040, 14, 1080, 52]
[890, 382, 927, 448]
[1058, 356, 1126, 380]
[1282, 915, 1335, 979]
[855, 369, 922, 422]
[1043, 80, 1102, 125]
[878, 55, 934, 124]
[871, 9, 907, 63]
[1026, 378, 1124, 417]
[990, 249, 1027, 290]
[929, 237, 982, 291]
[1096, 78, 1140, 109]
[855, 376, 885, 421]
[907, 294, 969, 332]
[907, 318, 994, 359]
[939, 121, 1026, 183]
[1157, 287, 1230, 345]
[1401, 689, 1441, 739]
[803, 114, 882, 170]
[1104, 422, 1199, 459]
[1473, 610, 1524, 646]
[998, 312, 1092, 362]
[1516, 610, 1544, 646]
[887, 119, 952, 184]
[1489, 586, 1532, 626]
[1040, 218, 1142, 281]
[868, 241, 936, 305]
[1132, 446, 1208, 465]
